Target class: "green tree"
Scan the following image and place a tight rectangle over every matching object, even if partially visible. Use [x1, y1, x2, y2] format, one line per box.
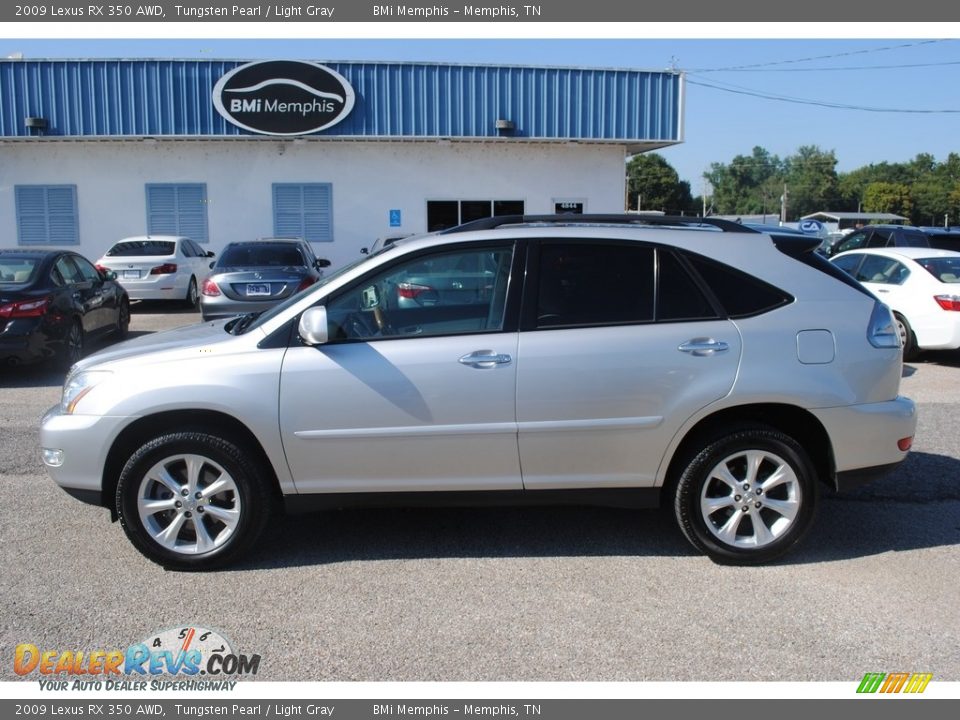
[783, 146, 840, 219]
[626, 153, 694, 213]
[704, 146, 783, 215]
[863, 182, 913, 217]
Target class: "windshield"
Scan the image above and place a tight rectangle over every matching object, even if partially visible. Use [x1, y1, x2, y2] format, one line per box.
[0, 257, 40, 284]
[107, 241, 176, 257]
[236, 255, 372, 334]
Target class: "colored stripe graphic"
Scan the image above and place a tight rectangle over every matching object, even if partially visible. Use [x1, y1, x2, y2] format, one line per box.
[881, 672, 910, 693]
[904, 674, 933, 694]
[857, 673, 886, 693]
[857, 672, 932, 694]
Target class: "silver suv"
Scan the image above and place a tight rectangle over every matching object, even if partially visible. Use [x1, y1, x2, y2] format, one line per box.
[41, 215, 917, 569]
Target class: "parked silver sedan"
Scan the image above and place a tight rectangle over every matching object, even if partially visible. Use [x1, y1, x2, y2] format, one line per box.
[200, 238, 330, 320]
[41, 215, 916, 570]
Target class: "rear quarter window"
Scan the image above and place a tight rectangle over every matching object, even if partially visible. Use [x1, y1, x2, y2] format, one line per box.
[683, 253, 793, 318]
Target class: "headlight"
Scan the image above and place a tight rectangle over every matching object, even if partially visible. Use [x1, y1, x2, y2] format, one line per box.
[61, 370, 112, 415]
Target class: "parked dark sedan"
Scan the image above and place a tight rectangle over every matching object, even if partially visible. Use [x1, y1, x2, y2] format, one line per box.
[200, 238, 330, 320]
[0, 249, 130, 368]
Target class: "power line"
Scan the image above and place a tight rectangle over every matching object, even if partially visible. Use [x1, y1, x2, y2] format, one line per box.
[686, 76, 960, 114]
[690, 59, 960, 73]
[686, 39, 949, 72]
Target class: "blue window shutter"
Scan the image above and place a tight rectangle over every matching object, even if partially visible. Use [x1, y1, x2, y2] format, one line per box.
[273, 183, 333, 243]
[15, 185, 79, 245]
[146, 184, 209, 243]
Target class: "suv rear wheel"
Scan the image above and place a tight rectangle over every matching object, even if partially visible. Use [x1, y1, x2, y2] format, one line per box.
[674, 425, 818, 564]
[116, 431, 273, 570]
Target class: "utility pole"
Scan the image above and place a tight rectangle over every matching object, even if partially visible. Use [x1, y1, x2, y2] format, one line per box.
[780, 183, 788, 223]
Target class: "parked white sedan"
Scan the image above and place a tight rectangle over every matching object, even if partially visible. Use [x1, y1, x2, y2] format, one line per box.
[832, 247, 960, 359]
[96, 235, 214, 309]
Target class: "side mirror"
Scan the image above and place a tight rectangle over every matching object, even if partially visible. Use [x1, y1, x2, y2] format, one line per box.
[209, 261, 216, 269]
[206, 251, 216, 258]
[316, 258, 332, 269]
[100, 269, 118, 281]
[298, 306, 329, 346]
[360, 247, 369, 255]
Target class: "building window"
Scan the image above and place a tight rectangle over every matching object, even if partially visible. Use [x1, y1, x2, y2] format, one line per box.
[427, 200, 525, 231]
[146, 184, 209, 243]
[273, 183, 333, 243]
[15, 185, 79, 246]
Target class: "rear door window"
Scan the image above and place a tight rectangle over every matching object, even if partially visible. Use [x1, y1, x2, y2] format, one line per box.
[534, 243, 654, 328]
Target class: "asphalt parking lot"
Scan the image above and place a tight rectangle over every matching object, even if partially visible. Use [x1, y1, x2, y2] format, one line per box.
[1, 303, 958, 682]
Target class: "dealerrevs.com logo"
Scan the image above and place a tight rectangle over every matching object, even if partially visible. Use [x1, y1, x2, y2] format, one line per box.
[213, 60, 356, 136]
[14, 626, 260, 691]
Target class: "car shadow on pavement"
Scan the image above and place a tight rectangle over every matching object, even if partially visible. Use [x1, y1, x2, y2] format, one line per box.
[235, 450, 960, 571]
[0, 363, 66, 388]
[785, 450, 960, 564]
[129, 300, 199, 315]
[0, 332, 152, 388]
[916, 350, 960, 368]
[244, 504, 697, 571]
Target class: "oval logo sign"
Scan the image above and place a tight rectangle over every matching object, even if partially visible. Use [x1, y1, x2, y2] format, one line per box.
[213, 60, 355, 136]
[799, 219, 825, 235]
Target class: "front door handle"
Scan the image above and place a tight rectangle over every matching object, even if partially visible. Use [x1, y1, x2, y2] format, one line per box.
[459, 351, 512, 369]
[678, 338, 730, 357]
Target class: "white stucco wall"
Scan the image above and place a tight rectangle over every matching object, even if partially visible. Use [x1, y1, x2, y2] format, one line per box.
[0, 139, 627, 269]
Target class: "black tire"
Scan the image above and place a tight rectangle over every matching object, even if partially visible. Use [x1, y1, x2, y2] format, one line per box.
[674, 425, 819, 565]
[895, 312, 918, 361]
[59, 319, 84, 370]
[115, 299, 131, 340]
[183, 276, 199, 310]
[115, 431, 274, 570]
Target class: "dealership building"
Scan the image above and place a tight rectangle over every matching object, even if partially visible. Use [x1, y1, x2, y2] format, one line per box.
[0, 58, 684, 268]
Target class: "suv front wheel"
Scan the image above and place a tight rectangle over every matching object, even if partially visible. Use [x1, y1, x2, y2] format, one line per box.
[116, 431, 273, 570]
[674, 425, 818, 565]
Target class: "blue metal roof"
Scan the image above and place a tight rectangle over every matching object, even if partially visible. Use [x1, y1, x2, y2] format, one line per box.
[0, 59, 682, 146]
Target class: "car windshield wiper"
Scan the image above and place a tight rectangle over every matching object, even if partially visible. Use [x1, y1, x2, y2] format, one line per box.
[227, 312, 261, 335]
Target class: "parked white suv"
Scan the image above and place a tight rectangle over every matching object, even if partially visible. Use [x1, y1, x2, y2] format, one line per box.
[42, 216, 917, 569]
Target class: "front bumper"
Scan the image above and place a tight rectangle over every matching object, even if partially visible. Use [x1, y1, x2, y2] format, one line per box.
[39, 404, 134, 506]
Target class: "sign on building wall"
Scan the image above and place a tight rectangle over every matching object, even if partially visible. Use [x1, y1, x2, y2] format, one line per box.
[212, 60, 355, 136]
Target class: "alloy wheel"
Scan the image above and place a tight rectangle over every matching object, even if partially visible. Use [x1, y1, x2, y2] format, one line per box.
[699, 449, 802, 549]
[136, 453, 241, 555]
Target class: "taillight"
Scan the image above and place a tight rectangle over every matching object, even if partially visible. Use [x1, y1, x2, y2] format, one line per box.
[150, 263, 177, 275]
[201, 279, 221, 297]
[0, 297, 50, 319]
[934, 295, 960, 311]
[397, 282, 434, 300]
[866, 302, 900, 349]
[95, 264, 108, 274]
[296, 277, 316, 293]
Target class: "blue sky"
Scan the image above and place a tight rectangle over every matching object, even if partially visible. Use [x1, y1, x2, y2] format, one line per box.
[4, 36, 958, 191]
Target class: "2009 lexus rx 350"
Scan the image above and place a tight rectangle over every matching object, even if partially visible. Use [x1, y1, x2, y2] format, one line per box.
[41, 215, 917, 569]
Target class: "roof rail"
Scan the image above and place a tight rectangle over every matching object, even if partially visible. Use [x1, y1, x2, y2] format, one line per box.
[440, 214, 761, 234]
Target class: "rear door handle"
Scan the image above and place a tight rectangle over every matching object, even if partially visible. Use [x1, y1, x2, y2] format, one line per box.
[459, 351, 512, 369]
[678, 338, 730, 357]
